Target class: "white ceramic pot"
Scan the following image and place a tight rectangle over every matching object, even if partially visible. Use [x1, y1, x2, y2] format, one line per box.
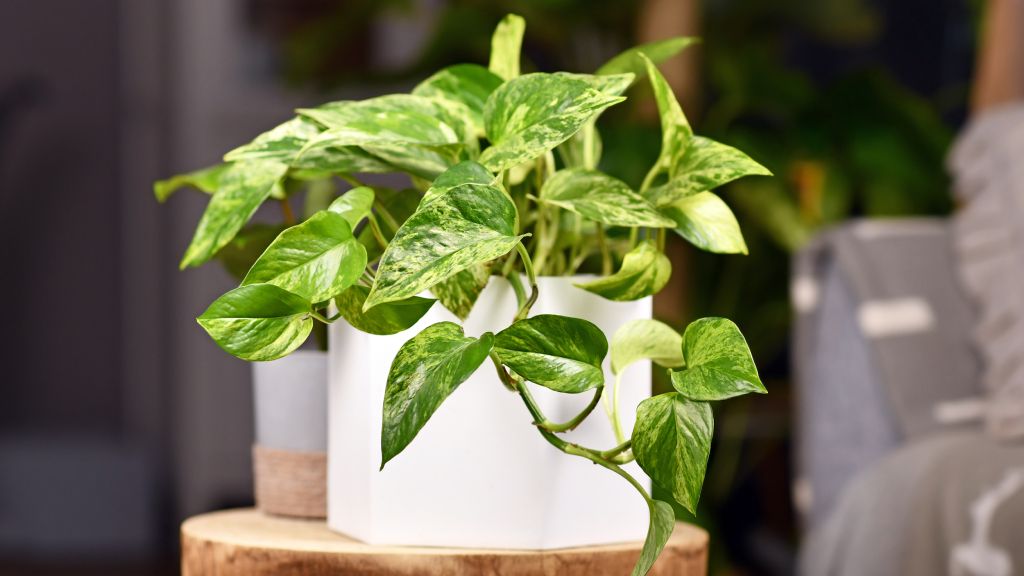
[252, 350, 328, 518]
[327, 276, 651, 549]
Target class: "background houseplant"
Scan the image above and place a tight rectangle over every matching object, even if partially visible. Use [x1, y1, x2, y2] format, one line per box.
[168, 14, 770, 574]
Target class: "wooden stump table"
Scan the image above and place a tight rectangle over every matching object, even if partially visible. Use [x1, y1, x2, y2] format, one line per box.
[182, 508, 708, 575]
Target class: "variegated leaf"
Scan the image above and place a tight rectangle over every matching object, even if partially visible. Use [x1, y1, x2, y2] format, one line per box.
[539, 169, 674, 228]
[197, 283, 312, 362]
[632, 392, 713, 514]
[597, 37, 699, 81]
[631, 499, 677, 576]
[669, 317, 765, 400]
[180, 159, 289, 269]
[611, 319, 684, 375]
[422, 161, 495, 205]
[488, 13, 525, 81]
[224, 116, 320, 163]
[431, 264, 491, 320]
[335, 285, 435, 336]
[644, 135, 772, 207]
[659, 192, 747, 254]
[493, 314, 607, 393]
[642, 54, 692, 181]
[365, 183, 523, 310]
[298, 95, 476, 179]
[480, 74, 625, 173]
[382, 322, 494, 466]
[154, 163, 227, 202]
[575, 242, 671, 301]
[413, 64, 504, 136]
[555, 72, 635, 97]
[328, 186, 375, 229]
[241, 211, 366, 303]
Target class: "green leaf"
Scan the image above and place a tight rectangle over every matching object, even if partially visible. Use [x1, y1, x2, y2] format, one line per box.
[382, 322, 494, 466]
[539, 169, 674, 228]
[575, 242, 671, 301]
[611, 319, 684, 375]
[197, 283, 313, 362]
[154, 163, 227, 202]
[328, 186, 375, 229]
[631, 499, 677, 576]
[480, 74, 626, 173]
[642, 54, 692, 181]
[413, 64, 504, 136]
[493, 314, 607, 393]
[224, 116, 320, 163]
[597, 37, 699, 79]
[180, 159, 289, 269]
[422, 161, 495, 205]
[555, 72, 635, 97]
[335, 285, 435, 335]
[431, 264, 491, 320]
[488, 13, 525, 81]
[659, 192, 748, 254]
[670, 317, 765, 400]
[365, 183, 523, 310]
[241, 211, 367, 303]
[299, 95, 475, 179]
[645, 135, 772, 206]
[632, 392, 713, 513]
[291, 143, 394, 175]
[215, 223, 285, 282]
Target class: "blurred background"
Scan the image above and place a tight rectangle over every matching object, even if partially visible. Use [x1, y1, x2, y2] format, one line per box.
[0, 0, 985, 574]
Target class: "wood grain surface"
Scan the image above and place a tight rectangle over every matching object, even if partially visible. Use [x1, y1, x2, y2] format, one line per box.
[181, 508, 708, 575]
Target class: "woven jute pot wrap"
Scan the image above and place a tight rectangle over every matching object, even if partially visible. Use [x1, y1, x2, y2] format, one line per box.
[252, 444, 327, 519]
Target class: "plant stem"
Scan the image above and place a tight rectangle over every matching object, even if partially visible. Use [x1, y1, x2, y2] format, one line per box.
[657, 228, 667, 252]
[280, 199, 296, 225]
[373, 199, 400, 232]
[535, 387, 603, 433]
[507, 270, 526, 310]
[600, 439, 633, 460]
[629, 227, 639, 249]
[610, 372, 627, 445]
[338, 173, 366, 188]
[366, 213, 389, 250]
[309, 310, 339, 324]
[514, 243, 538, 322]
[596, 223, 613, 276]
[640, 164, 660, 194]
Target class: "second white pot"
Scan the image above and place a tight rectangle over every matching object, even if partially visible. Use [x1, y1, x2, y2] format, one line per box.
[328, 276, 651, 549]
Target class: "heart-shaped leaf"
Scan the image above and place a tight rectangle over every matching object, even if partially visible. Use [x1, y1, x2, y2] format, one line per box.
[328, 186, 375, 229]
[631, 499, 677, 576]
[642, 54, 692, 182]
[154, 163, 227, 202]
[645, 136, 772, 207]
[488, 13, 525, 81]
[555, 72, 635, 97]
[382, 322, 494, 466]
[598, 37, 699, 80]
[365, 183, 523, 310]
[493, 314, 608, 393]
[224, 116, 320, 164]
[422, 161, 495, 205]
[670, 317, 765, 400]
[611, 319, 684, 375]
[576, 242, 672, 301]
[241, 211, 366, 303]
[480, 74, 625, 173]
[335, 285, 435, 335]
[539, 169, 674, 228]
[431, 264, 492, 320]
[659, 192, 747, 255]
[413, 64, 504, 136]
[197, 283, 312, 361]
[180, 159, 289, 269]
[632, 392, 713, 513]
[299, 95, 475, 179]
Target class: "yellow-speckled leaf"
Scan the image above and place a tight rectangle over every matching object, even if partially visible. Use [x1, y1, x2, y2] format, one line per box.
[197, 283, 312, 362]
[611, 319, 684, 375]
[659, 192, 747, 255]
[154, 163, 227, 202]
[493, 314, 608, 393]
[670, 317, 765, 400]
[539, 169, 674, 228]
[414, 64, 504, 137]
[575, 242, 672, 301]
[488, 14, 525, 81]
[631, 499, 677, 576]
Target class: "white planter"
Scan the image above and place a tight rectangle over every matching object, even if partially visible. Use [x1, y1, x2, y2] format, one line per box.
[252, 350, 328, 518]
[328, 276, 651, 549]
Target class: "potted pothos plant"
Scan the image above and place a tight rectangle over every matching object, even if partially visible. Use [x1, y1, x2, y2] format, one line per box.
[155, 130, 340, 520]
[170, 14, 770, 575]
